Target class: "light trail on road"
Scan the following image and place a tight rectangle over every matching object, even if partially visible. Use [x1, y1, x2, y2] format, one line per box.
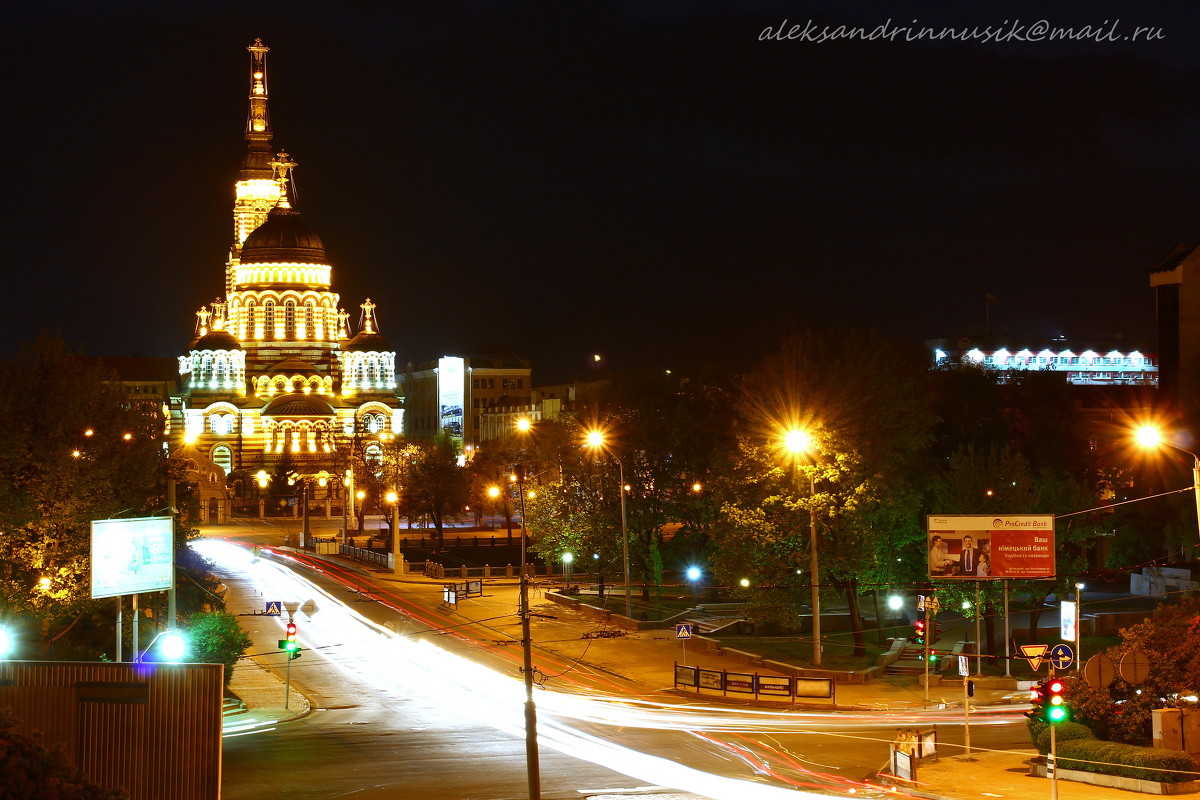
[198, 540, 1013, 799]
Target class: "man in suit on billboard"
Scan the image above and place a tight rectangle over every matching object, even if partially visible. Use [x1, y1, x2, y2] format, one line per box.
[959, 535, 980, 576]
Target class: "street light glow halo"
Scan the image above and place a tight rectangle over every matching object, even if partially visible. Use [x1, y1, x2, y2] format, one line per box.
[1135, 425, 1163, 448]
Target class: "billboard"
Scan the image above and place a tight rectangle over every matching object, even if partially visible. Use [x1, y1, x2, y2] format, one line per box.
[91, 516, 174, 598]
[926, 514, 1055, 579]
[437, 356, 465, 439]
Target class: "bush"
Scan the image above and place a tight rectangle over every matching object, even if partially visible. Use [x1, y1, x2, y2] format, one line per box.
[1057, 739, 1197, 783]
[185, 612, 253, 685]
[1027, 716, 1047, 749]
[1035, 721, 1095, 754]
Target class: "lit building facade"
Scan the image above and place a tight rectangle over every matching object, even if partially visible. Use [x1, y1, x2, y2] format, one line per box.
[404, 354, 532, 447]
[172, 40, 403, 486]
[928, 337, 1158, 386]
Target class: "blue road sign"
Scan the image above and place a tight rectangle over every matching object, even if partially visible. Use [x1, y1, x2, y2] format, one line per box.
[1049, 643, 1074, 670]
[264, 601, 282, 617]
[676, 623, 693, 639]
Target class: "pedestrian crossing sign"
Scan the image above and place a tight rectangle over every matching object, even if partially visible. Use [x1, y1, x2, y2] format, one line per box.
[676, 623, 693, 639]
[264, 601, 282, 617]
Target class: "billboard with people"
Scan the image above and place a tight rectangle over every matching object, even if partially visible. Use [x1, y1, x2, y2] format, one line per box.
[926, 514, 1055, 579]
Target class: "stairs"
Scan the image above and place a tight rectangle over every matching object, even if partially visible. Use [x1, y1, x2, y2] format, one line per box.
[885, 644, 931, 676]
[222, 696, 246, 718]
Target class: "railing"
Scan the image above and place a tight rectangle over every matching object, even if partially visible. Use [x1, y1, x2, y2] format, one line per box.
[396, 535, 517, 548]
[339, 543, 388, 570]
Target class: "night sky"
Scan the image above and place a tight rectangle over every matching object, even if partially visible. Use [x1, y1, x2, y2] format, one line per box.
[4, 2, 1200, 383]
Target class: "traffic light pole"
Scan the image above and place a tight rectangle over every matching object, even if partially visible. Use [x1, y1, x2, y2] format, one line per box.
[285, 644, 293, 710]
[923, 604, 930, 703]
[1050, 706, 1058, 800]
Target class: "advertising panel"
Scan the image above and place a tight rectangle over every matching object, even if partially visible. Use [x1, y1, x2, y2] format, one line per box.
[91, 516, 174, 599]
[926, 514, 1055, 579]
[437, 356, 465, 439]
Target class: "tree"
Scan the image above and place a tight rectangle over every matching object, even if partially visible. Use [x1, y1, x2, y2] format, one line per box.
[398, 435, 469, 547]
[717, 329, 934, 656]
[1071, 594, 1200, 745]
[0, 334, 165, 655]
[185, 611, 253, 686]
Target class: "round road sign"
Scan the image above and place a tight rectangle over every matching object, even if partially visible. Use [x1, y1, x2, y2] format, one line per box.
[1083, 653, 1116, 688]
[1120, 650, 1151, 685]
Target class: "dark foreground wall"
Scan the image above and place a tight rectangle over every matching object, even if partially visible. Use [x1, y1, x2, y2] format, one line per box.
[0, 661, 223, 800]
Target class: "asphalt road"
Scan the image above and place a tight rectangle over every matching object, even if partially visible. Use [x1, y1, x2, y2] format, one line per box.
[207, 536, 1030, 800]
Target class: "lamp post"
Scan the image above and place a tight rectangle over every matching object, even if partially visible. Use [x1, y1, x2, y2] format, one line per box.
[585, 430, 632, 620]
[563, 552, 573, 591]
[687, 566, 701, 609]
[514, 464, 541, 800]
[1135, 426, 1200, 556]
[785, 428, 822, 667]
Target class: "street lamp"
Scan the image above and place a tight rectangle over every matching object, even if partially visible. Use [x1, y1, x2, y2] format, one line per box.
[784, 427, 822, 667]
[563, 552, 573, 591]
[687, 566, 702, 608]
[1135, 425, 1200, 555]
[585, 429, 631, 620]
[513, 464, 541, 799]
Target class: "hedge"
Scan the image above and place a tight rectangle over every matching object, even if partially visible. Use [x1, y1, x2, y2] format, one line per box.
[1035, 721, 1094, 754]
[1057, 739, 1197, 783]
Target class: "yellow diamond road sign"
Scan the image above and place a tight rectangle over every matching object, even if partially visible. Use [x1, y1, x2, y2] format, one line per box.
[1019, 643, 1049, 670]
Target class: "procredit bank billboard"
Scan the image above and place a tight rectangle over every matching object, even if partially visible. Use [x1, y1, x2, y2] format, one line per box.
[91, 516, 174, 599]
[926, 514, 1055, 580]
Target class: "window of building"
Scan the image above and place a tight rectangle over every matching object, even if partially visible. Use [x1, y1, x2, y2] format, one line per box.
[284, 300, 296, 339]
[264, 301, 275, 337]
[211, 445, 233, 475]
[517, 378, 524, 389]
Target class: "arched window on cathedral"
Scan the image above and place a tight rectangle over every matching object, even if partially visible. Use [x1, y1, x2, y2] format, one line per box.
[211, 445, 232, 475]
[284, 300, 296, 340]
[304, 300, 315, 339]
[201, 355, 213, 386]
[264, 300, 276, 338]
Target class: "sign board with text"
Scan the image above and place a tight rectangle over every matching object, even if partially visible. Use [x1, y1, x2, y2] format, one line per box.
[926, 515, 1055, 579]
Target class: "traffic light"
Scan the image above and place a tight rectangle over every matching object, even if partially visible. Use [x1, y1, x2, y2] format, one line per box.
[1025, 679, 1046, 721]
[1044, 677, 1068, 723]
[278, 622, 302, 660]
[914, 619, 926, 647]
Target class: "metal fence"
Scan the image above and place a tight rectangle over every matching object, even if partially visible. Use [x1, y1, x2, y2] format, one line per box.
[339, 543, 388, 570]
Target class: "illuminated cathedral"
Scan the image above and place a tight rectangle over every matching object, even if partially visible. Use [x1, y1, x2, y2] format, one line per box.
[171, 39, 402, 510]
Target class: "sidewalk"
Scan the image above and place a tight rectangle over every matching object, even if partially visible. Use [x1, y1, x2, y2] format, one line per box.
[212, 533, 1162, 799]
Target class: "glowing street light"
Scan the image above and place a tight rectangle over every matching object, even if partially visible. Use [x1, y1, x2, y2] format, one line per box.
[0, 627, 12, 659]
[783, 427, 823, 667]
[585, 429, 631, 619]
[563, 552, 574, 591]
[1135, 425, 1200, 554]
[687, 566, 702, 609]
[887, 595, 904, 611]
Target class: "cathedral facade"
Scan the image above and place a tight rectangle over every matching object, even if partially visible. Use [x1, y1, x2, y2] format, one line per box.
[171, 40, 402, 505]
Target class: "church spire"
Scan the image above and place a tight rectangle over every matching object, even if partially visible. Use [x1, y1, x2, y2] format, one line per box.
[241, 38, 274, 179]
